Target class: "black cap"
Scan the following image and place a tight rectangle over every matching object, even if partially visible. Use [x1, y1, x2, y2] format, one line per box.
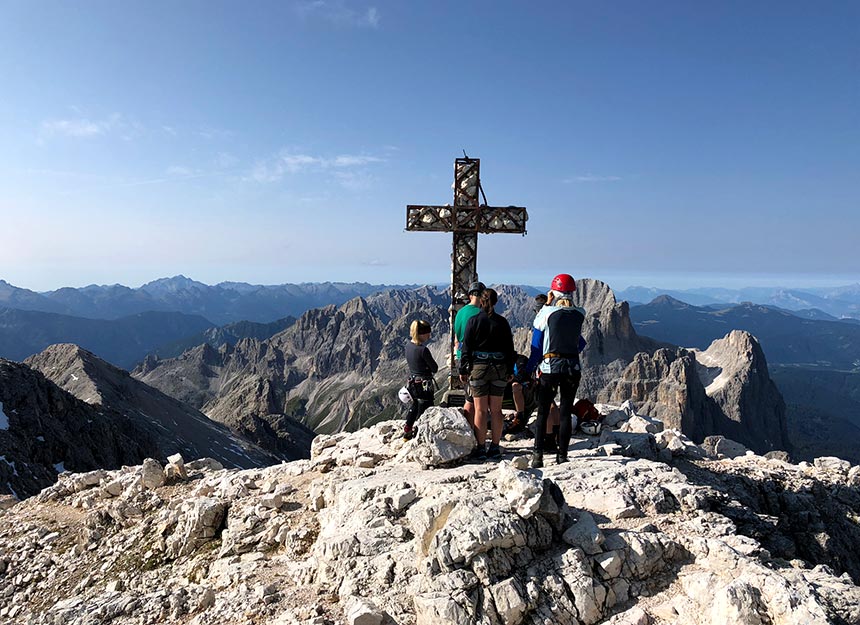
[468, 281, 486, 295]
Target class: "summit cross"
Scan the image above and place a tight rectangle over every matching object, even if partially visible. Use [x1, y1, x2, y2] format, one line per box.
[406, 156, 528, 392]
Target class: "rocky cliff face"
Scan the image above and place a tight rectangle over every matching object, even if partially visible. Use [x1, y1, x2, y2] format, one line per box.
[596, 331, 790, 453]
[596, 348, 720, 442]
[25, 344, 285, 467]
[693, 330, 790, 454]
[1, 406, 858, 624]
[0, 358, 158, 499]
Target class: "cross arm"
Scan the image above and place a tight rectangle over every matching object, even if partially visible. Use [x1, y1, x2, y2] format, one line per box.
[406, 205, 528, 234]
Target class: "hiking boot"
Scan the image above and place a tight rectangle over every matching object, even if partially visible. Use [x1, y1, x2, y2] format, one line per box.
[402, 425, 416, 440]
[487, 443, 502, 459]
[556, 453, 569, 464]
[530, 452, 544, 469]
[474, 445, 488, 461]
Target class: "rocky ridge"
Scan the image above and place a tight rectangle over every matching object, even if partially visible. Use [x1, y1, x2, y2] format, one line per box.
[24, 344, 287, 467]
[1, 405, 858, 624]
[0, 358, 158, 499]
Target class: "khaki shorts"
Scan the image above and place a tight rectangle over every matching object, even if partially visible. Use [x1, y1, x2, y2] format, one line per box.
[470, 361, 508, 398]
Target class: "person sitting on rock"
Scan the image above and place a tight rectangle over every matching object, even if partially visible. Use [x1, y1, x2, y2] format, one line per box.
[459, 288, 515, 460]
[403, 319, 438, 440]
[526, 274, 587, 468]
[506, 293, 560, 443]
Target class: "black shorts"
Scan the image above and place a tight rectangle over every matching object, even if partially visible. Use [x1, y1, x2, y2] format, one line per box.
[470, 361, 508, 398]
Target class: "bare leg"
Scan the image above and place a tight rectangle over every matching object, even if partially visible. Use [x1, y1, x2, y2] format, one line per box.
[512, 382, 525, 414]
[473, 395, 489, 447]
[547, 402, 560, 432]
[488, 395, 504, 445]
[462, 399, 475, 428]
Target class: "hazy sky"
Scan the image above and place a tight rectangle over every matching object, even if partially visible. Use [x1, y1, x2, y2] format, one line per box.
[1, 1, 858, 292]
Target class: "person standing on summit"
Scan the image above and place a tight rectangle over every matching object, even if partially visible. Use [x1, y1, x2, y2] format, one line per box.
[526, 274, 587, 468]
[403, 320, 438, 440]
[453, 281, 485, 425]
[459, 288, 515, 459]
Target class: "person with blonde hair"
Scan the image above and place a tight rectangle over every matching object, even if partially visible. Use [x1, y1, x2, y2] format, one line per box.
[525, 274, 587, 468]
[459, 288, 515, 460]
[403, 319, 438, 439]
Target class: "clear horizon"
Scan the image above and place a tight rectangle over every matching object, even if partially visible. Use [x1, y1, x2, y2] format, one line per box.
[3, 271, 859, 294]
[2, 2, 858, 292]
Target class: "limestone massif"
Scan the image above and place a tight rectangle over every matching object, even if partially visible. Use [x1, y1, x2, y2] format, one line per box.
[1, 405, 858, 624]
[134, 287, 450, 435]
[135, 281, 790, 457]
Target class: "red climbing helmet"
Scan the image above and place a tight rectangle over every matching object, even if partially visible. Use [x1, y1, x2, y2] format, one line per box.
[551, 274, 576, 293]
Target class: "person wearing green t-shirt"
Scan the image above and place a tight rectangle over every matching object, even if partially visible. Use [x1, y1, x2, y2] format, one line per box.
[454, 280, 485, 426]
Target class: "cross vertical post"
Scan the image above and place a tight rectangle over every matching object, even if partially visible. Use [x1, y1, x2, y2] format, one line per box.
[406, 157, 528, 396]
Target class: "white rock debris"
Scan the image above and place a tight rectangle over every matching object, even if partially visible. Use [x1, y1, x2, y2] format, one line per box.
[0, 404, 858, 625]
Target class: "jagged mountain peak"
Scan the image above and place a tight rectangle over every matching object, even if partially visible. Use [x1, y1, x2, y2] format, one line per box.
[338, 295, 371, 316]
[0, 357, 159, 498]
[693, 330, 789, 453]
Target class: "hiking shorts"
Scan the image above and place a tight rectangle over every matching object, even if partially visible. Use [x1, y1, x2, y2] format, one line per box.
[470, 361, 508, 398]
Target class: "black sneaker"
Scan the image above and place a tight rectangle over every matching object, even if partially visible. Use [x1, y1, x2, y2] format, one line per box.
[530, 452, 543, 469]
[556, 453, 569, 464]
[474, 446, 488, 461]
[487, 443, 502, 459]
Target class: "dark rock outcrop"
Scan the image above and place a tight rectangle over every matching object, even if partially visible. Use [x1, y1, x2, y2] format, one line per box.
[25, 344, 282, 467]
[0, 358, 157, 498]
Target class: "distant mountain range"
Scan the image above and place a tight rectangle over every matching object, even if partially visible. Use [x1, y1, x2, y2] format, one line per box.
[617, 284, 860, 319]
[630, 296, 860, 370]
[0, 276, 414, 325]
[0, 307, 215, 369]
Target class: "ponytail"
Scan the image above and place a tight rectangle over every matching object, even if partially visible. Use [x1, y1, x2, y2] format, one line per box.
[479, 288, 498, 316]
[410, 319, 431, 344]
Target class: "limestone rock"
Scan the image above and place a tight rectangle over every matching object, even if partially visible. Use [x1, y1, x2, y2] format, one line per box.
[693, 330, 790, 455]
[562, 510, 605, 554]
[813, 456, 851, 473]
[401, 406, 475, 467]
[702, 435, 750, 459]
[140, 458, 165, 490]
[346, 597, 384, 625]
[1, 406, 859, 625]
[493, 461, 544, 518]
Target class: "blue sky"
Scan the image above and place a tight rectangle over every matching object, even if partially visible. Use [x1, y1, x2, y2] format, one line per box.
[1, 1, 858, 291]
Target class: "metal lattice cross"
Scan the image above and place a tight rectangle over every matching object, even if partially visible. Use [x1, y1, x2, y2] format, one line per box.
[406, 157, 528, 391]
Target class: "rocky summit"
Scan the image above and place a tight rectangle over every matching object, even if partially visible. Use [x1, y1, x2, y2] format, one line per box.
[1, 405, 858, 624]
